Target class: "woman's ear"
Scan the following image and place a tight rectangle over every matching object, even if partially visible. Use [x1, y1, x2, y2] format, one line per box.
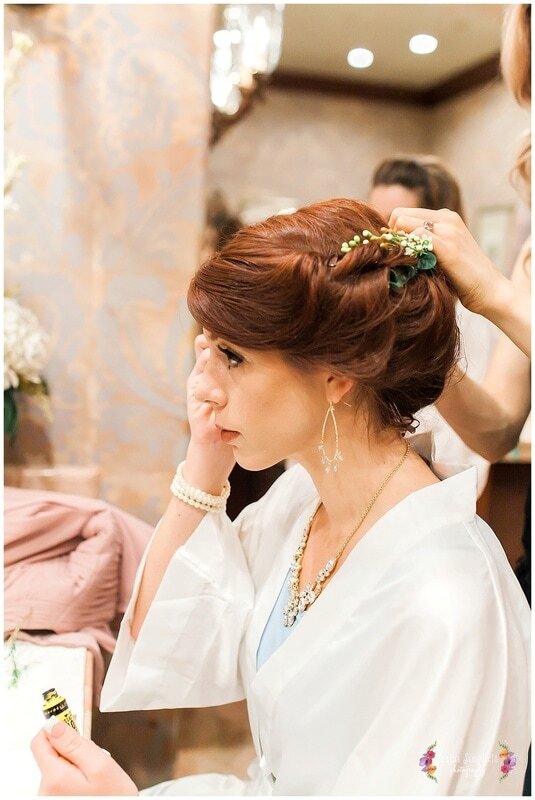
[326, 374, 355, 404]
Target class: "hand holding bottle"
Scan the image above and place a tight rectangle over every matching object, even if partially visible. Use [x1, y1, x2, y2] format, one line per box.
[31, 720, 138, 796]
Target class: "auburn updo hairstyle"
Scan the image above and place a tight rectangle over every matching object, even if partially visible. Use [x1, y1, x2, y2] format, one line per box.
[188, 198, 460, 435]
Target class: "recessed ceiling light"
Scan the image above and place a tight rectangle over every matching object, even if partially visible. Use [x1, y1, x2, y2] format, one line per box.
[409, 34, 438, 55]
[347, 48, 374, 69]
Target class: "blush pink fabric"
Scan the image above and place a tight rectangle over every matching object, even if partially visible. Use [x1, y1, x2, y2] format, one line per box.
[4, 486, 153, 700]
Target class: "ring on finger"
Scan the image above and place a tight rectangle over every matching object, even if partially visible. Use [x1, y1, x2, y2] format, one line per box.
[423, 220, 434, 233]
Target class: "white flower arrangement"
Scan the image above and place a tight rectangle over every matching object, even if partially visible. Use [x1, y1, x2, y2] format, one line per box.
[4, 296, 51, 437]
[4, 296, 49, 391]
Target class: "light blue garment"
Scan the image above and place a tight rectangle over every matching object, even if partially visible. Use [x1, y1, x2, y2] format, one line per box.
[256, 568, 303, 670]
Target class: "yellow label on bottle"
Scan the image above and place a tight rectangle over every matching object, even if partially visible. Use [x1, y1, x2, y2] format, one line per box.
[42, 688, 79, 732]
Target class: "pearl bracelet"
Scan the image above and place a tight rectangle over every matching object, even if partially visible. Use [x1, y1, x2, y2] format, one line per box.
[170, 461, 231, 513]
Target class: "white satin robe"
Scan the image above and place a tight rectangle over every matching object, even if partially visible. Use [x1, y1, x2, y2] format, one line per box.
[100, 434, 530, 795]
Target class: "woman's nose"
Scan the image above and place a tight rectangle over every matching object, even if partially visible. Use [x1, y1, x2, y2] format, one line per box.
[194, 356, 227, 408]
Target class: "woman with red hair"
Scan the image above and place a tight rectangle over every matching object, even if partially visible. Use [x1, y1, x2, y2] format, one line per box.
[32, 198, 529, 796]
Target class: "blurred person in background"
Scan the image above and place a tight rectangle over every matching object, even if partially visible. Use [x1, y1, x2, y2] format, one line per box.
[369, 155, 465, 223]
[369, 155, 498, 497]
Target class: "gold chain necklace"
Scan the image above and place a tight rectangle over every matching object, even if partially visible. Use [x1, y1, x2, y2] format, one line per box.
[282, 441, 411, 627]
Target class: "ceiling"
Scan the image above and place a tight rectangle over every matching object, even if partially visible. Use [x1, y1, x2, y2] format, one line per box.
[276, 3, 505, 89]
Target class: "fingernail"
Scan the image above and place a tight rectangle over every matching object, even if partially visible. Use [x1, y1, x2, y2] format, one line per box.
[51, 720, 71, 737]
[42, 716, 61, 734]
[101, 748, 111, 756]
[43, 718, 70, 737]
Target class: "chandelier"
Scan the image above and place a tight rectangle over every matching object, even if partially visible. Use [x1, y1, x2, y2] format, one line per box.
[210, 4, 285, 145]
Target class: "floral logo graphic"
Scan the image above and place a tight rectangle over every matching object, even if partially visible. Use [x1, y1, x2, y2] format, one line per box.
[419, 740, 437, 782]
[498, 741, 516, 780]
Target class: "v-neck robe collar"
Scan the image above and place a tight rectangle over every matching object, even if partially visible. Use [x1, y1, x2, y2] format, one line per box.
[243, 432, 479, 773]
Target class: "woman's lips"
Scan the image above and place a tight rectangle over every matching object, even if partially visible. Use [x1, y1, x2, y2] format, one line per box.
[220, 429, 240, 443]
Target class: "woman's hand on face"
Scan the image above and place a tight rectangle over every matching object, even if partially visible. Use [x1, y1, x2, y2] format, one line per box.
[388, 207, 508, 317]
[186, 333, 223, 446]
[186, 333, 237, 455]
[187, 334, 222, 445]
[31, 720, 138, 796]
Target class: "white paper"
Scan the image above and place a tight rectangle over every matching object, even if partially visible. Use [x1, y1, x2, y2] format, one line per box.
[3, 641, 87, 796]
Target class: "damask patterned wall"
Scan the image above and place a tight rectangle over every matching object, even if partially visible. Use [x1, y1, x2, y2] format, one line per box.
[4, 4, 215, 523]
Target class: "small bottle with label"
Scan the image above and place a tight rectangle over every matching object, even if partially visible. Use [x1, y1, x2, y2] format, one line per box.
[42, 688, 79, 732]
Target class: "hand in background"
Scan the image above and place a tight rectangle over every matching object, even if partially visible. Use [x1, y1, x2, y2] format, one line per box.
[31, 720, 138, 796]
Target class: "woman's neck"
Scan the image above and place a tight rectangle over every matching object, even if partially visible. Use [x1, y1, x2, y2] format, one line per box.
[295, 419, 434, 543]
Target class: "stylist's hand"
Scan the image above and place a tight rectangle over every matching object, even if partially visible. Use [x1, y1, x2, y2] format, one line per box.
[31, 720, 139, 796]
[388, 207, 507, 317]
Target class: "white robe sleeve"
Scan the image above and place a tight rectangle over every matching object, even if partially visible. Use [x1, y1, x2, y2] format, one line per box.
[412, 301, 500, 498]
[331, 529, 530, 795]
[99, 502, 257, 712]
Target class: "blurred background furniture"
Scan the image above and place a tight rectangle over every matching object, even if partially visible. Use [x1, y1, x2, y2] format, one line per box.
[4, 465, 101, 497]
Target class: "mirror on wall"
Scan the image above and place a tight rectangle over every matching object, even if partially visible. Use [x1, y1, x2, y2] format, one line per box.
[207, 3, 529, 275]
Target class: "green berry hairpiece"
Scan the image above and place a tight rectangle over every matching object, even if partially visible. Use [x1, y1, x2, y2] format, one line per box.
[340, 228, 437, 289]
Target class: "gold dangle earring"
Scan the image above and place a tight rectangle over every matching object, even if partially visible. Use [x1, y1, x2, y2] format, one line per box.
[318, 401, 343, 473]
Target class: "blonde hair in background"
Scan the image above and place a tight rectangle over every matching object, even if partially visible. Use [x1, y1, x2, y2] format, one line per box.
[501, 4, 531, 198]
[501, 4, 531, 107]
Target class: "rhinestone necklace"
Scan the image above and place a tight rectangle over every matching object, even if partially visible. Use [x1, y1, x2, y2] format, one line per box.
[282, 441, 411, 627]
